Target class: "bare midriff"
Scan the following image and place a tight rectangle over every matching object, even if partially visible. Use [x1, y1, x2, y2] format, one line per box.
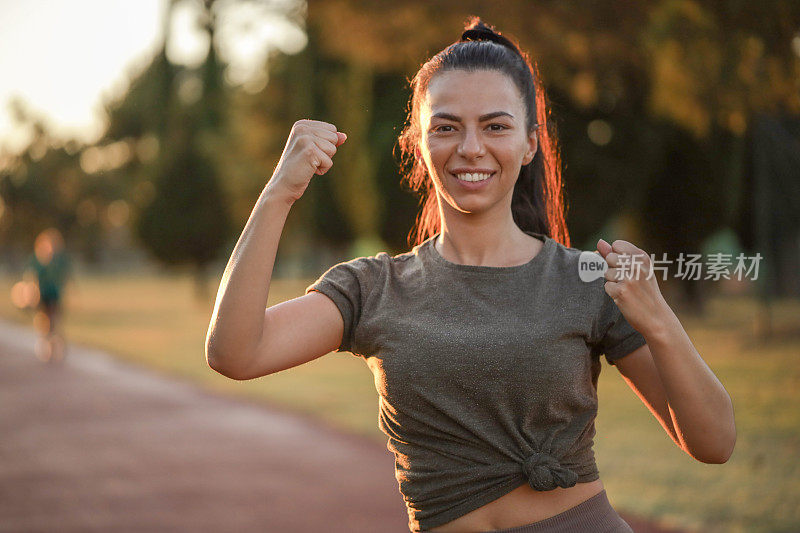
[426, 478, 605, 532]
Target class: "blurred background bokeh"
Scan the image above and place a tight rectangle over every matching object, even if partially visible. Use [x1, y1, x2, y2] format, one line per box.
[1, 1, 799, 531]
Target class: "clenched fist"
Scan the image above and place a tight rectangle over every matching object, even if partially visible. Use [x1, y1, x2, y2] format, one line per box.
[266, 119, 347, 204]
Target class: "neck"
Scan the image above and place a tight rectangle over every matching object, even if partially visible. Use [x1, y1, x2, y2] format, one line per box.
[434, 209, 538, 267]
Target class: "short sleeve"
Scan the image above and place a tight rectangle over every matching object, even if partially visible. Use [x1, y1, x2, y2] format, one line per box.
[304, 255, 384, 355]
[591, 286, 647, 366]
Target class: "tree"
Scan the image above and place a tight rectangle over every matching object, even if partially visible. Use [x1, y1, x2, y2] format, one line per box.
[133, 0, 235, 302]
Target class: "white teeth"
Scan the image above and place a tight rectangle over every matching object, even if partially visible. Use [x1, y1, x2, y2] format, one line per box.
[455, 172, 492, 182]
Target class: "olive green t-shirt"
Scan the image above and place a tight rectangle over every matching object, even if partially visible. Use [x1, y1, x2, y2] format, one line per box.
[305, 231, 647, 532]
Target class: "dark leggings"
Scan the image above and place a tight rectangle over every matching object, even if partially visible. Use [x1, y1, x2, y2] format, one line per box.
[489, 490, 634, 533]
[39, 299, 60, 333]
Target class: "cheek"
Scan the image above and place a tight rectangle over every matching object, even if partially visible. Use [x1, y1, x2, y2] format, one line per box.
[502, 140, 529, 164]
[422, 140, 448, 167]
[424, 136, 444, 154]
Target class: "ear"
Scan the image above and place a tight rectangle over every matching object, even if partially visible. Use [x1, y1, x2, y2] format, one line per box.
[522, 131, 538, 166]
[414, 146, 421, 162]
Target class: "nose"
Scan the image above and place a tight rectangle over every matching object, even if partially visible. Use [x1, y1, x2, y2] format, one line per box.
[456, 127, 485, 159]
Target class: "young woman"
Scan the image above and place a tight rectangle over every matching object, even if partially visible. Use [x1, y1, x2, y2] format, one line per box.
[206, 17, 736, 533]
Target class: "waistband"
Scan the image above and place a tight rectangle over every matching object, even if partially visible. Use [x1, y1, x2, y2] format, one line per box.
[488, 489, 629, 533]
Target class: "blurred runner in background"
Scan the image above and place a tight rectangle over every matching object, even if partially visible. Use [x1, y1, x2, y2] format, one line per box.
[24, 228, 72, 363]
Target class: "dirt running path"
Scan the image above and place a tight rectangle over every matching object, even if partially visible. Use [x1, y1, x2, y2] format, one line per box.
[0, 320, 685, 532]
[0, 320, 408, 532]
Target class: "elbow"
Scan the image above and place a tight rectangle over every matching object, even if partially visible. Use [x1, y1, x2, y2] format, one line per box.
[688, 446, 733, 465]
[695, 427, 737, 464]
[205, 345, 230, 377]
[698, 395, 737, 464]
[715, 430, 737, 464]
[709, 398, 737, 464]
[205, 326, 253, 380]
[207, 354, 251, 381]
[699, 446, 734, 464]
[205, 344, 253, 381]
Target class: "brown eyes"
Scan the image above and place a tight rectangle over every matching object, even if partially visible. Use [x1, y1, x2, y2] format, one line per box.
[431, 124, 509, 133]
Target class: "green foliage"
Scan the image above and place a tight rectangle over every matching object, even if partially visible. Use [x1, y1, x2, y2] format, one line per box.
[300, 0, 800, 260]
[4, 0, 799, 292]
[103, 49, 177, 140]
[102, 0, 235, 278]
[135, 128, 233, 267]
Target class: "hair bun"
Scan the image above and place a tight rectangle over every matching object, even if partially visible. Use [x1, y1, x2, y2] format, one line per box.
[460, 27, 504, 45]
[459, 21, 521, 56]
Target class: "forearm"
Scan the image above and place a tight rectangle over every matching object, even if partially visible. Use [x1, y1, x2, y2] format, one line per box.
[205, 182, 294, 374]
[644, 308, 736, 463]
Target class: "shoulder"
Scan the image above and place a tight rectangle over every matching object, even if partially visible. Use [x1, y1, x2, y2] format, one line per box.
[542, 236, 589, 280]
[543, 236, 608, 306]
[359, 248, 423, 281]
[309, 249, 404, 287]
[339, 250, 398, 272]
[345, 246, 430, 289]
[548, 238, 583, 267]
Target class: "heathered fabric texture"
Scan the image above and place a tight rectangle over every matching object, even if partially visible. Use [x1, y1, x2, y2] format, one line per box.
[305, 231, 647, 532]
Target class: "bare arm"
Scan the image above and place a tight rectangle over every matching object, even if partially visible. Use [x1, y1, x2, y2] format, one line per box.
[205, 186, 294, 377]
[205, 119, 347, 378]
[612, 344, 680, 446]
[598, 238, 736, 464]
[640, 314, 735, 463]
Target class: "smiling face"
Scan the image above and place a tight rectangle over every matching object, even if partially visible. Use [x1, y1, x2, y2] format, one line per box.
[416, 68, 537, 216]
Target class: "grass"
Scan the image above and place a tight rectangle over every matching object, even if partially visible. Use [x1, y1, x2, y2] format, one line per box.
[594, 295, 800, 533]
[0, 271, 798, 532]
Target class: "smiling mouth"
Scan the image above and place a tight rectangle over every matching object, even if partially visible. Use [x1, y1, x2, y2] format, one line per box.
[452, 171, 495, 182]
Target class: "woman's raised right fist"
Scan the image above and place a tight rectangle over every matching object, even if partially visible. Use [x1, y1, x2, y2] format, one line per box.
[266, 119, 347, 204]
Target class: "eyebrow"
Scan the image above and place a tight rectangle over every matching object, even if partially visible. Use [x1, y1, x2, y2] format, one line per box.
[431, 111, 515, 122]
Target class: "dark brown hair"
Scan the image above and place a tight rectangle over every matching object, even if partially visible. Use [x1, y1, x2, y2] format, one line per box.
[396, 16, 570, 247]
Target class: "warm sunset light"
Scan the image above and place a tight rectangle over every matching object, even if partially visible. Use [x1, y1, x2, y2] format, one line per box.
[0, 3, 797, 532]
[0, 0, 305, 153]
